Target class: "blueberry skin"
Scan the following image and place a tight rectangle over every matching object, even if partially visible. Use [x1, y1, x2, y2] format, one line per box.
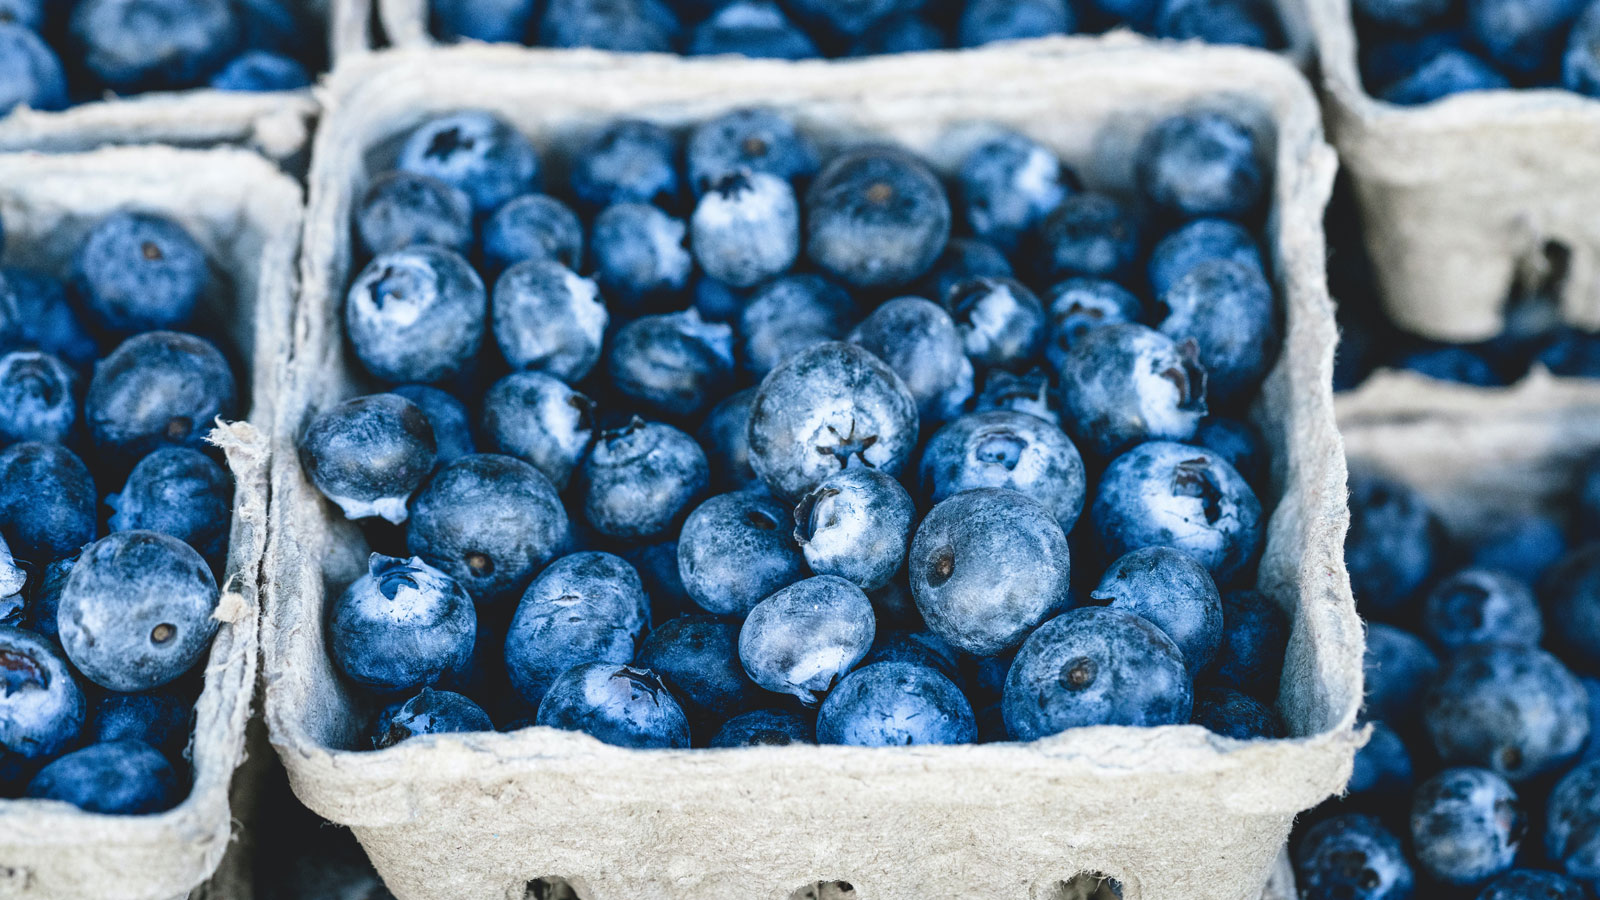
[208, 49, 310, 91]
[1380, 49, 1509, 105]
[739, 274, 856, 378]
[785, 0, 912, 36]
[0, 627, 86, 761]
[1158, 258, 1278, 405]
[1058, 324, 1207, 459]
[1468, 513, 1567, 583]
[943, 277, 1047, 372]
[624, 540, 693, 625]
[91, 690, 190, 759]
[346, 246, 486, 384]
[1191, 416, 1267, 488]
[354, 171, 473, 257]
[24, 558, 72, 643]
[1354, 0, 1450, 27]
[1138, 112, 1266, 222]
[1541, 543, 1600, 673]
[26, 740, 180, 815]
[107, 447, 233, 563]
[691, 171, 800, 287]
[1476, 870, 1589, 900]
[1091, 546, 1223, 673]
[747, 341, 920, 501]
[817, 661, 977, 747]
[794, 468, 913, 593]
[505, 552, 648, 707]
[957, 130, 1072, 253]
[0, 442, 96, 565]
[538, 0, 682, 51]
[805, 147, 951, 290]
[1147, 218, 1265, 298]
[910, 488, 1071, 656]
[299, 393, 437, 524]
[432, 0, 538, 41]
[0, 537, 21, 604]
[1346, 468, 1442, 617]
[1423, 644, 1590, 782]
[1545, 761, 1600, 887]
[1153, 0, 1281, 50]
[1566, 1, 1600, 96]
[571, 120, 681, 211]
[579, 418, 708, 541]
[1209, 589, 1287, 699]
[1421, 569, 1542, 652]
[739, 575, 875, 706]
[862, 629, 963, 681]
[0, 268, 99, 369]
[974, 368, 1058, 426]
[536, 662, 691, 749]
[921, 238, 1014, 306]
[87, 330, 237, 462]
[1191, 685, 1281, 738]
[1401, 345, 1502, 388]
[70, 0, 240, 92]
[0, 23, 67, 116]
[689, 1, 821, 58]
[709, 707, 815, 747]
[1350, 721, 1414, 796]
[482, 194, 584, 275]
[698, 388, 759, 491]
[686, 108, 820, 196]
[1293, 815, 1416, 900]
[958, 0, 1074, 46]
[848, 296, 973, 423]
[396, 111, 540, 216]
[1469, 0, 1584, 75]
[919, 410, 1086, 531]
[59, 531, 219, 692]
[1363, 623, 1439, 722]
[479, 372, 594, 490]
[849, 15, 944, 55]
[1409, 768, 1525, 887]
[72, 212, 209, 334]
[607, 310, 735, 419]
[407, 454, 571, 603]
[1043, 278, 1144, 370]
[1003, 606, 1192, 739]
[1033, 192, 1143, 283]
[590, 203, 693, 310]
[370, 687, 493, 749]
[677, 492, 806, 618]
[636, 615, 761, 730]
[391, 384, 475, 466]
[329, 554, 476, 695]
[491, 261, 607, 383]
[0, 350, 77, 445]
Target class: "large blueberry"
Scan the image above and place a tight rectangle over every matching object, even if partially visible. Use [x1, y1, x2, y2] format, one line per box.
[1191, 685, 1281, 738]
[571, 120, 681, 210]
[848, 296, 972, 423]
[0, 441, 96, 564]
[107, 447, 233, 564]
[919, 410, 1086, 530]
[607, 310, 735, 419]
[804, 147, 951, 289]
[91, 690, 190, 761]
[329, 554, 476, 695]
[1158, 258, 1278, 405]
[686, 108, 819, 196]
[1542, 543, 1600, 672]
[1209, 588, 1287, 699]
[1032, 192, 1142, 283]
[1545, 760, 1600, 887]
[738, 575, 875, 705]
[354, 171, 473, 257]
[1354, 0, 1450, 27]
[432, 0, 538, 41]
[537, 0, 682, 51]
[345, 246, 486, 384]
[793, 468, 913, 593]
[677, 491, 806, 617]
[86, 331, 236, 461]
[1091, 546, 1223, 674]
[817, 661, 977, 746]
[691, 171, 800, 288]
[369, 687, 493, 749]
[1293, 814, 1415, 900]
[26, 739, 180, 815]
[0, 350, 77, 446]
[578, 418, 707, 541]
[70, 0, 240, 92]
[1042, 279, 1144, 370]
[1363, 622, 1439, 722]
[1147, 218, 1265, 297]
[943, 277, 1047, 371]
[0, 24, 65, 116]
[0, 627, 86, 762]
[1136, 111, 1266, 221]
[1346, 467, 1442, 618]
[1421, 569, 1541, 652]
[504, 552, 648, 707]
[590, 203, 693, 310]
[482, 194, 584, 275]
[1424, 644, 1590, 781]
[698, 387, 759, 491]
[957, 130, 1072, 253]
[1410, 767, 1524, 887]
[689, 4, 820, 61]
[396, 111, 540, 215]
[709, 707, 814, 747]
[298, 393, 437, 524]
[739, 274, 855, 378]
[636, 615, 760, 730]
[1057, 323, 1206, 458]
[536, 662, 691, 749]
[492, 259, 607, 382]
[391, 384, 475, 466]
[479, 372, 594, 490]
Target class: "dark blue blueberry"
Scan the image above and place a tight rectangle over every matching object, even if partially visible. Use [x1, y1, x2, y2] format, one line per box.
[26, 739, 180, 814]
[396, 111, 540, 216]
[1469, 0, 1584, 75]
[0, 537, 20, 608]
[691, 171, 800, 287]
[479, 372, 594, 490]
[1091, 546, 1223, 673]
[491, 260, 606, 382]
[909, 488, 1071, 656]
[785, 0, 913, 37]
[91, 690, 190, 759]
[943, 277, 1047, 371]
[354, 171, 473, 257]
[538, 0, 682, 53]
[920, 238, 1013, 306]
[1410, 767, 1525, 887]
[107, 447, 232, 564]
[1058, 324, 1207, 458]
[1293, 815, 1415, 900]
[636, 614, 760, 730]
[572, 120, 681, 211]
[747, 341, 920, 500]
[804, 147, 951, 290]
[623, 540, 693, 625]
[0, 627, 86, 762]
[1363, 623, 1439, 723]
[1380, 50, 1509, 105]
[1191, 416, 1267, 488]
[536, 662, 690, 748]
[848, 296, 973, 423]
[391, 384, 474, 466]
[70, 0, 240, 92]
[607, 310, 735, 419]
[482, 194, 583, 275]
[346, 246, 486, 384]
[1542, 543, 1600, 674]
[974, 368, 1058, 425]
[1350, 721, 1414, 797]
[1042, 278, 1143, 371]
[1582, 452, 1600, 537]
[1425, 645, 1590, 781]
[1396, 346, 1501, 386]
[739, 273, 855, 378]
[87, 331, 236, 462]
[578, 418, 707, 541]
[862, 629, 962, 680]
[24, 557, 72, 643]
[958, 0, 1073, 46]
[0, 0, 42, 29]
[329, 554, 476, 695]
[1137, 112, 1266, 221]
[590, 203, 693, 310]
[1537, 328, 1600, 377]
[1422, 569, 1541, 652]
[1346, 467, 1441, 617]
[1158, 258, 1278, 405]
[235, 0, 306, 53]
[504, 552, 648, 707]
[1469, 513, 1566, 583]
[689, 1, 820, 57]
[72, 212, 208, 334]
[957, 130, 1072, 253]
[407, 453, 570, 603]
[697, 387, 758, 491]
[919, 410, 1086, 530]
[0, 269, 98, 369]
[738, 574, 875, 705]
[299, 393, 437, 523]
[0, 23, 66, 115]
[370, 687, 492, 748]
[1033, 192, 1142, 283]
[1565, 1, 1600, 96]
[1354, 0, 1450, 27]
[0, 442, 96, 565]
[1087, 0, 1159, 29]
[1361, 28, 1471, 90]
[1191, 685, 1281, 738]
[709, 707, 814, 747]
[1209, 588, 1286, 699]
[817, 661, 976, 746]
[678, 491, 806, 617]
[208, 49, 310, 91]
[0, 350, 76, 446]
[1003, 606, 1192, 739]
[1475, 870, 1588, 900]
[1545, 760, 1600, 887]
[686, 108, 819, 196]
[1153, 0, 1282, 48]
[849, 12, 945, 53]
[692, 274, 743, 323]
[432, 0, 537, 41]
[793, 468, 914, 593]
[1147, 218, 1264, 297]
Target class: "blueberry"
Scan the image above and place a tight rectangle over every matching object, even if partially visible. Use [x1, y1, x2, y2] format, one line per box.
[1137, 112, 1266, 221]
[747, 341, 920, 500]
[1363, 623, 1440, 722]
[1468, 513, 1566, 583]
[693, 274, 743, 323]
[91, 690, 190, 759]
[208, 49, 310, 91]
[919, 410, 1086, 530]
[1209, 588, 1287, 699]
[578, 418, 707, 541]
[1424, 644, 1589, 781]
[432, 0, 537, 41]
[536, 662, 690, 749]
[590, 203, 693, 310]
[1091, 546, 1223, 673]
[345, 246, 486, 384]
[943, 277, 1048, 371]
[1148, 218, 1265, 297]
[862, 629, 962, 680]
[957, 130, 1072, 253]
[690, 171, 800, 287]
[709, 707, 814, 747]
[1566, 1, 1600, 96]
[1396, 346, 1500, 386]
[1469, 0, 1584, 75]
[974, 368, 1058, 425]
[1409, 767, 1525, 887]
[1191, 416, 1267, 488]
[848, 296, 973, 423]
[1541, 543, 1600, 673]
[0, 268, 99, 369]
[482, 194, 584, 275]
[785, 0, 913, 37]
[235, 0, 305, 53]
[1545, 761, 1600, 887]
[0, 627, 86, 762]
[1361, 28, 1473, 90]
[1354, 0, 1450, 27]
[793, 468, 914, 593]
[0, 23, 66, 115]
[1158, 259, 1278, 405]
[1537, 328, 1600, 378]
[0, 442, 96, 565]
[1003, 606, 1192, 739]
[491, 262, 606, 383]
[70, 0, 240, 92]
[1042, 278, 1144, 369]
[1191, 685, 1281, 738]
[817, 661, 977, 746]
[1421, 569, 1541, 652]
[805, 147, 951, 289]
[676, 491, 806, 617]
[72, 212, 209, 334]
[369, 687, 493, 749]
[1088, 0, 1160, 28]
[739, 274, 856, 378]
[0, 538, 21, 606]
[24, 557, 72, 643]
[686, 108, 819, 196]
[1476, 870, 1589, 900]
[1057, 324, 1207, 458]
[391, 384, 475, 466]
[958, 0, 1074, 46]
[636, 615, 760, 730]
[1346, 467, 1442, 617]
[58, 531, 219, 692]
[1380, 50, 1509, 105]
[396, 111, 540, 216]
[1033, 192, 1143, 283]
[107, 447, 233, 563]
[921, 238, 1014, 305]
[354, 172, 473, 257]
[572, 120, 681, 211]
[504, 552, 648, 707]
[1350, 721, 1414, 796]
[0, 350, 77, 446]
[299, 393, 437, 524]
[26, 739, 180, 815]
[479, 372, 594, 490]
[1293, 814, 1415, 900]
[407, 454, 570, 603]
[623, 540, 693, 625]
[0, 0, 42, 29]
[910, 488, 1071, 656]
[86, 330, 236, 462]
[327, 553, 475, 696]
[848, 13, 945, 54]
[689, 1, 820, 57]
[1582, 452, 1600, 536]
[607, 309, 735, 419]
[697, 387, 759, 491]
[738, 574, 875, 705]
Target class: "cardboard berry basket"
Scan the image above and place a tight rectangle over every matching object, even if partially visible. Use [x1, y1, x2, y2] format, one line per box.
[0, 145, 298, 900]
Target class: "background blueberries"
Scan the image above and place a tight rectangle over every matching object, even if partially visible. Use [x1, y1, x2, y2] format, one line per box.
[1136, 111, 1266, 221]
[1409, 767, 1525, 886]
[1423, 644, 1590, 781]
[86, 330, 237, 462]
[355, 172, 474, 257]
[0, 23, 66, 117]
[25, 739, 179, 815]
[571, 120, 681, 211]
[1294, 815, 1415, 900]
[482, 194, 585, 275]
[686, 108, 819, 195]
[1420, 568, 1543, 651]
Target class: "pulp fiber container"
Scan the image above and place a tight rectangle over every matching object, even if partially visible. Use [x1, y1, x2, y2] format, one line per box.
[0, 145, 300, 900]
[263, 40, 1363, 900]
[1309, 0, 1600, 342]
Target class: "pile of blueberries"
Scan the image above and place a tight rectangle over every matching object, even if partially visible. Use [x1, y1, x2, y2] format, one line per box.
[428, 0, 1286, 59]
[302, 104, 1292, 752]
[1292, 462, 1600, 898]
[0, 209, 240, 814]
[0, 0, 321, 118]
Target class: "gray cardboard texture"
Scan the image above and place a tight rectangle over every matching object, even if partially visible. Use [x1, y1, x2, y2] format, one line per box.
[263, 40, 1363, 900]
[0, 146, 300, 900]
[1309, 0, 1600, 342]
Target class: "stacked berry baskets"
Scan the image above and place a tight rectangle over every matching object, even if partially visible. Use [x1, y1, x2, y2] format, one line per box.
[263, 43, 1360, 900]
